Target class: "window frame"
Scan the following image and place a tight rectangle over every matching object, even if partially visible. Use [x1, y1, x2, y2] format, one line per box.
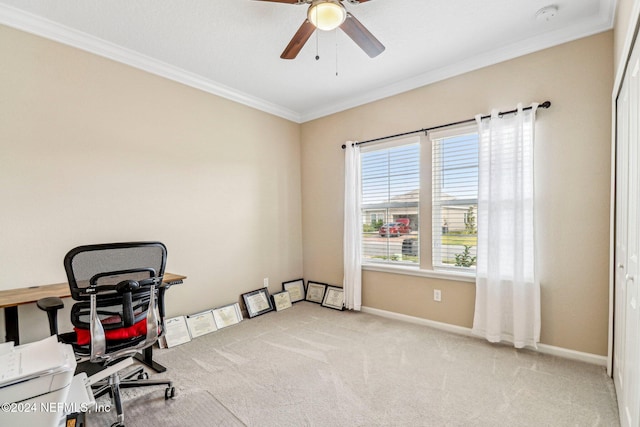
[356, 126, 480, 283]
[360, 135, 421, 267]
[430, 124, 479, 274]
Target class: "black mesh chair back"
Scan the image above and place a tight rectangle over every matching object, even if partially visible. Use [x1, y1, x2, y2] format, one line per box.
[63, 242, 167, 362]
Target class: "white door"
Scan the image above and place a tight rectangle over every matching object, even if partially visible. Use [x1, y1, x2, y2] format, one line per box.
[614, 61, 629, 401]
[625, 50, 640, 427]
[615, 43, 640, 427]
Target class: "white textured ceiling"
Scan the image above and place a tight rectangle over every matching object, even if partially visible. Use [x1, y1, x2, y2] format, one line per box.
[0, 0, 615, 122]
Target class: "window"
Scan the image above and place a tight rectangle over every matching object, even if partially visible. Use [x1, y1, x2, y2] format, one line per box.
[361, 137, 420, 265]
[431, 126, 479, 271]
[357, 127, 478, 276]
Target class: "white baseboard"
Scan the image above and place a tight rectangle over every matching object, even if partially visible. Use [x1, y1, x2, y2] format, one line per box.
[360, 306, 608, 367]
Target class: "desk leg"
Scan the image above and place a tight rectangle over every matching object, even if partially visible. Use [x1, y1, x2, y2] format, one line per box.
[4, 306, 19, 345]
[134, 346, 167, 373]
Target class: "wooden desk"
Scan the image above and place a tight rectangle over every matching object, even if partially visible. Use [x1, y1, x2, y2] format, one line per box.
[0, 272, 186, 372]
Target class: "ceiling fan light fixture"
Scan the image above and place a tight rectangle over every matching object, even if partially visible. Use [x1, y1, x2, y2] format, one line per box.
[308, 1, 346, 31]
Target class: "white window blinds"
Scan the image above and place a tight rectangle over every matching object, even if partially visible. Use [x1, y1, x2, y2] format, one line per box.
[431, 127, 479, 271]
[361, 139, 420, 265]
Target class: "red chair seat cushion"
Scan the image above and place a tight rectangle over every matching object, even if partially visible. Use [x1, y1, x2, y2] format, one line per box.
[74, 318, 147, 345]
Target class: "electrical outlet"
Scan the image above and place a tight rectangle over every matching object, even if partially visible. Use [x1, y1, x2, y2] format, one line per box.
[434, 289, 442, 302]
[263, 277, 269, 287]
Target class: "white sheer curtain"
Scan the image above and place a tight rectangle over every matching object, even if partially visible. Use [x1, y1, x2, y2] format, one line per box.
[472, 103, 541, 348]
[343, 141, 362, 310]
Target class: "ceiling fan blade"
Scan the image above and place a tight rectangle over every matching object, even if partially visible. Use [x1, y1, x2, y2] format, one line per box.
[281, 20, 316, 59]
[253, 0, 304, 3]
[340, 12, 385, 58]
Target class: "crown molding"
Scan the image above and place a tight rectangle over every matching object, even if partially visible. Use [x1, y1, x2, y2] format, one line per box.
[0, 4, 302, 123]
[1, 1, 616, 124]
[599, 0, 617, 28]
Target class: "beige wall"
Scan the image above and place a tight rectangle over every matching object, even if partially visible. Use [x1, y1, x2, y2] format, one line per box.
[301, 32, 613, 355]
[0, 22, 615, 356]
[0, 25, 303, 343]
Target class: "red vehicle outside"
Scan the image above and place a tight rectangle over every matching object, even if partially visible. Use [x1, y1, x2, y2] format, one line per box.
[379, 219, 411, 237]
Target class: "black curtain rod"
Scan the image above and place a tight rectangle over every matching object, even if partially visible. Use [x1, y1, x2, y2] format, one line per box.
[341, 101, 551, 149]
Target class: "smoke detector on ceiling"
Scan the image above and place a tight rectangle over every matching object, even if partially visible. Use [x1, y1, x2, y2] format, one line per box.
[536, 5, 559, 22]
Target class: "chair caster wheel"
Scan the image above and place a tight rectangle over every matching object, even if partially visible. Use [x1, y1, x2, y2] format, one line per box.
[137, 372, 149, 380]
[165, 386, 176, 400]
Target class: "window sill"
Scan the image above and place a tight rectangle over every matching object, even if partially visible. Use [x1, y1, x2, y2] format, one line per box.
[362, 263, 476, 283]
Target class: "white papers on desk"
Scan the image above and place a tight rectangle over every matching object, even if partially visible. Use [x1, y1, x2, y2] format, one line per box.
[0, 335, 73, 385]
[185, 310, 217, 338]
[0, 343, 19, 383]
[0, 341, 14, 356]
[159, 316, 191, 348]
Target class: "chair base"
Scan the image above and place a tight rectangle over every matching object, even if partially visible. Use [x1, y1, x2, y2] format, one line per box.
[80, 358, 175, 427]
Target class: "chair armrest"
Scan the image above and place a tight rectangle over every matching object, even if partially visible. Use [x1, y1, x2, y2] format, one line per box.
[36, 296, 64, 336]
[37, 296, 64, 311]
[158, 286, 167, 320]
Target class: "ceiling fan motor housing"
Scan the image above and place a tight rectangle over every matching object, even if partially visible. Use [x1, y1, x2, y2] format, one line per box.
[265, 0, 384, 60]
[307, 0, 346, 31]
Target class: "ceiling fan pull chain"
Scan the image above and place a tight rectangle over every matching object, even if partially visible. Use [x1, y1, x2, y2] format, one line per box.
[335, 28, 339, 76]
[315, 29, 320, 60]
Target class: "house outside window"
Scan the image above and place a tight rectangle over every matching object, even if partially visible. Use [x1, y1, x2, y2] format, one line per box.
[431, 126, 479, 272]
[361, 137, 420, 265]
[367, 212, 384, 227]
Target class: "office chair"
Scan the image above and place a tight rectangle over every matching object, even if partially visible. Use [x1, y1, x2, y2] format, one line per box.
[37, 242, 176, 427]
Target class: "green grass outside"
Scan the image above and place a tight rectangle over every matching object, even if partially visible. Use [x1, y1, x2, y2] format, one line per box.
[441, 234, 477, 246]
[369, 255, 419, 263]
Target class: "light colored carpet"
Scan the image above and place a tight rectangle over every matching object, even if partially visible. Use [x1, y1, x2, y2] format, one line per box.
[89, 302, 619, 426]
[91, 388, 244, 426]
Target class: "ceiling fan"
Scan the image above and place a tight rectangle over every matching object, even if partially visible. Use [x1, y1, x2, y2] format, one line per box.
[255, 0, 385, 60]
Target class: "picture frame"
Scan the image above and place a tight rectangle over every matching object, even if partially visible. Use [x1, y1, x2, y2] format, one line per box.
[282, 278, 306, 303]
[212, 302, 243, 329]
[242, 288, 274, 318]
[322, 286, 345, 311]
[160, 316, 192, 348]
[185, 310, 218, 338]
[272, 291, 292, 312]
[305, 281, 327, 304]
